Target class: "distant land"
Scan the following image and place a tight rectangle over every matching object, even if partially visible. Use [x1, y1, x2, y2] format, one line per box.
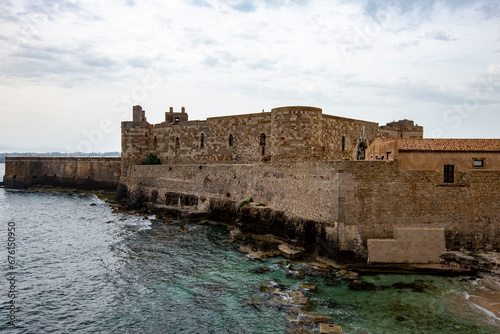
[0, 152, 120, 163]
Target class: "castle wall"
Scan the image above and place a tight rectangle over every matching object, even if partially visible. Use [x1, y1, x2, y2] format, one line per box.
[121, 120, 153, 175]
[3, 157, 121, 191]
[122, 161, 500, 260]
[321, 115, 379, 160]
[120, 106, 383, 175]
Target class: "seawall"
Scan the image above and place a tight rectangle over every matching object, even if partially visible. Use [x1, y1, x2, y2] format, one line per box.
[3, 157, 121, 191]
[120, 161, 500, 261]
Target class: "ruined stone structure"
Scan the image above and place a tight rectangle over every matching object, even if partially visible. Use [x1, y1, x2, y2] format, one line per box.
[121, 105, 402, 176]
[3, 157, 121, 191]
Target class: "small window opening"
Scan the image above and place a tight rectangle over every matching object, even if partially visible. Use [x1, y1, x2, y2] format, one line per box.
[139, 147, 142, 153]
[145, 132, 148, 138]
[12, 175, 17, 179]
[174, 117, 180, 124]
[341, 136, 345, 152]
[473, 159, 484, 168]
[444, 165, 454, 183]
[259, 133, 266, 146]
[229, 134, 234, 147]
[259, 133, 266, 155]
[201, 133, 205, 148]
[175, 137, 180, 150]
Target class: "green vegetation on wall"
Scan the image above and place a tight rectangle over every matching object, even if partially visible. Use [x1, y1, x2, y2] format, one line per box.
[142, 154, 161, 165]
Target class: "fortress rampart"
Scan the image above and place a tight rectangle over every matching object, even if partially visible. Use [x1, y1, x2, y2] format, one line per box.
[121, 161, 500, 260]
[3, 157, 121, 191]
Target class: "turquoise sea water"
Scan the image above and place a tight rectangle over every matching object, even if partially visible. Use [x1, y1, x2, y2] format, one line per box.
[0, 162, 498, 333]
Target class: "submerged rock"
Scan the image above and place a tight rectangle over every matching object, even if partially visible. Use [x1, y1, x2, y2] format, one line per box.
[285, 325, 315, 334]
[318, 299, 341, 309]
[269, 295, 310, 306]
[287, 269, 306, 279]
[258, 280, 287, 294]
[178, 225, 188, 232]
[243, 294, 267, 306]
[391, 282, 428, 292]
[348, 280, 377, 291]
[324, 276, 341, 287]
[337, 270, 359, 280]
[247, 251, 267, 261]
[250, 266, 271, 274]
[304, 265, 330, 276]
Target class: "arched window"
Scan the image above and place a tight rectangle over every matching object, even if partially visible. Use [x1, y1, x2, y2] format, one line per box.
[175, 137, 180, 150]
[229, 134, 234, 147]
[201, 133, 205, 148]
[341, 136, 345, 152]
[259, 133, 266, 146]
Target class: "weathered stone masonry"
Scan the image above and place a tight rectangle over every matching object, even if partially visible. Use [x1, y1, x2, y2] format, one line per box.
[120, 105, 411, 176]
[122, 161, 500, 260]
[3, 157, 121, 191]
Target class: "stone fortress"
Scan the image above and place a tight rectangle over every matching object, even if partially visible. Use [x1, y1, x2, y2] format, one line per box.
[118, 105, 499, 264]
[121, 105, 422, 175]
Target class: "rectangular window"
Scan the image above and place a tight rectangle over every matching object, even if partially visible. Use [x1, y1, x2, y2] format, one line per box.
[473, 159, 484, 167]
[444, 165, 454, 183]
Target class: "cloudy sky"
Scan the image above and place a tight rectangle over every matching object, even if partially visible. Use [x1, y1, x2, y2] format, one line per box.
[1, 0, 499, 153]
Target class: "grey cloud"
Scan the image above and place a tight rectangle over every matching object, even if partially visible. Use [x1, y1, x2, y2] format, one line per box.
[188, 0, 214, 8]
[202, 51, 239, 67]
[393, 40, 420, 50]
[245, 58, 277, 70]
[227, 0, 257, 12]
[423, 30, 456, 41]
[355, 0, 500, 22]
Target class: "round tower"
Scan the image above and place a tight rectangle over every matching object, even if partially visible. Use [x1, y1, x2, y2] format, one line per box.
[270, 106, 323, 161]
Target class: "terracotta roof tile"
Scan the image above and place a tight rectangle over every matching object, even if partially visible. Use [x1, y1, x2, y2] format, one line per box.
[380, 138, 500, 152]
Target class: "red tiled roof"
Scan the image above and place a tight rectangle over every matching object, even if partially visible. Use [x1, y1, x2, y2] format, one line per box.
[380, 138, 500, 152]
